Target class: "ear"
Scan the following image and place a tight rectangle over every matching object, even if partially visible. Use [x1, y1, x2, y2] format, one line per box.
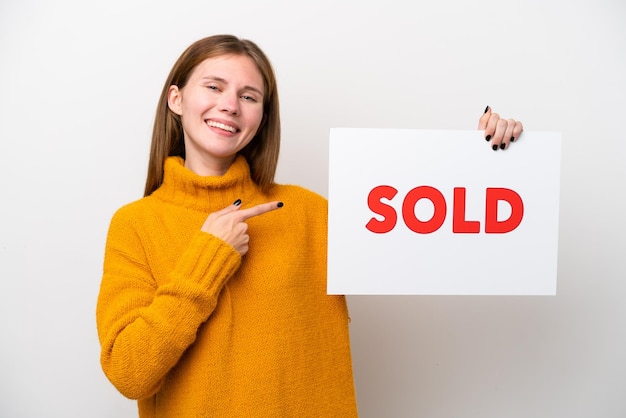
[167, 85, 183, 116]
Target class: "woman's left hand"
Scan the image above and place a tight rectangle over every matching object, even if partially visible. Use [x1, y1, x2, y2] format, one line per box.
[478, 106, 524, 151]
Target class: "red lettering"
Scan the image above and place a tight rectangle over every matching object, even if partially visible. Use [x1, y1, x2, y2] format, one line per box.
[452, 187, 480, 233]
[366, 185, 398, 233]
[485, 188, 524, 233]
[365, 186, 524, 234]
[402, 186, 447, 234]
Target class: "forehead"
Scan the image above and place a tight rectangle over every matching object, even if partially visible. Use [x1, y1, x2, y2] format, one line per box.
[190, 54, 264, 88]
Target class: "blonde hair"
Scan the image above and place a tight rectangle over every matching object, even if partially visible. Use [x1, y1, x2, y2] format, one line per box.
[144, 35, 280, 196]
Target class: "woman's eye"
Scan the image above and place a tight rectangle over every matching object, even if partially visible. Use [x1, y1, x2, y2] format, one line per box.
[207, 85, 219, 91]
[241, 95, 256, 102]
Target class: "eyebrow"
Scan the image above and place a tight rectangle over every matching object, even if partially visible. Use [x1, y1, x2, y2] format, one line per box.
[201, 76, 264, 97]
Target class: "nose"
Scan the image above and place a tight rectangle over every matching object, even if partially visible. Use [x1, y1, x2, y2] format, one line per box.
[219, 92, 239, 116]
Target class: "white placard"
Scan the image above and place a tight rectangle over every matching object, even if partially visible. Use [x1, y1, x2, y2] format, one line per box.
[327, 129, 561, 295]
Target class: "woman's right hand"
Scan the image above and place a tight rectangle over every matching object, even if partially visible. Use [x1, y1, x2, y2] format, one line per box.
[201, 199, 283, 256]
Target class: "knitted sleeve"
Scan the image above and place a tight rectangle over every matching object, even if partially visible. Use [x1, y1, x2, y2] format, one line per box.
[96, 209, 241, 400]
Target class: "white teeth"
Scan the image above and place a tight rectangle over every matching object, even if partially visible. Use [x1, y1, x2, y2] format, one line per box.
[207, 120, 237, 133]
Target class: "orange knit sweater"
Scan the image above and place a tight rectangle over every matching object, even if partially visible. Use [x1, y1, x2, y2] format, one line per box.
[96, 156, 357, 417]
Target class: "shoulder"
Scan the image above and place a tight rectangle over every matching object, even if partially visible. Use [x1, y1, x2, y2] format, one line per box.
[269, 184, 327, 209]
[107, 196, 158, 230]
[264, 184, 326, 228]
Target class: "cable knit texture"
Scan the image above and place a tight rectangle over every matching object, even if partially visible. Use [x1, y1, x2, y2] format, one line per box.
[96, 155, 357, 417]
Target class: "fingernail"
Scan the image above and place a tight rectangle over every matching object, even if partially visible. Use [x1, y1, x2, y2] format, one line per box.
[500, 143, 506, 150]
[492, 144, 498, 151]
[510, 136, 515, 142]
[485, 135, 491, 142]
[484, 105, 489, 114]
[233, 199, 242, 206]
[277, 202, 284, 208]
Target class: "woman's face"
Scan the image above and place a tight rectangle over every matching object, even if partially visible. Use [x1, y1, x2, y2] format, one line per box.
[168, 54, 265, 176]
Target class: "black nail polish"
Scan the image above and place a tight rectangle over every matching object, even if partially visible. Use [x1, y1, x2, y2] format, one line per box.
[277, 202, 284, 208]
[485, 135, 491, 142]
[510, 136, 515, 142]
[500, 143, 506, 150]
[484, 105, 489, 114]
[492, 144, 498, 151]
[233, 199, 242, 206]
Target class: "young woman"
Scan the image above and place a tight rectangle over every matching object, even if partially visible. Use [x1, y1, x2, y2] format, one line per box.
[96, 34, 522, 417]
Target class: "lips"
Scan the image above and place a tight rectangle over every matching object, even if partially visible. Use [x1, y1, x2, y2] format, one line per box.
[206, 120, 238, 133]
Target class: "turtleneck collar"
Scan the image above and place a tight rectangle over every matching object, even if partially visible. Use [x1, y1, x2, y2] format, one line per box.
[151, 155, 261, 212]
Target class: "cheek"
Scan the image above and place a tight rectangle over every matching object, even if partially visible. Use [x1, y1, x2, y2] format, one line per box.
[180, 91, 208, 113]
[255, 115, 264, 132]
[251, 109, 265, 132]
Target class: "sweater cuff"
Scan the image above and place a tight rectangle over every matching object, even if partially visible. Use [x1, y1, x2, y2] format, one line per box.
[170, 230, 242, 297]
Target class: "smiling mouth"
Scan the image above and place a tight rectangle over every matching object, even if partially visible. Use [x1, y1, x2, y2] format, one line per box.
[207, 120, 238, 133]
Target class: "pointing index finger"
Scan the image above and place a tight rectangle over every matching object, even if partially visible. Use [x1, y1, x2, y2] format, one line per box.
[236, 201, 284, 222]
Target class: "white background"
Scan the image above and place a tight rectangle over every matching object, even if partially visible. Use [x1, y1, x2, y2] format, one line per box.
[1, 0, 624, 417]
